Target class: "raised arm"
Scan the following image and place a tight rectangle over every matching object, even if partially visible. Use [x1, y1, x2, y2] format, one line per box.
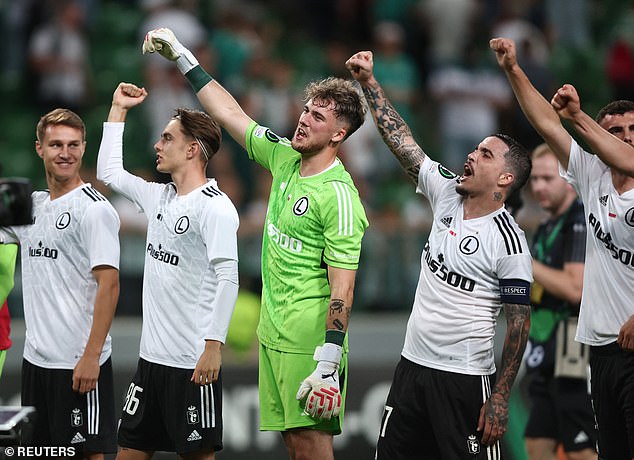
[346, 51, 425, 184]
[490, 38, 572, 169]
[143, 28, 253, 149]
[552, 84, 634, 176]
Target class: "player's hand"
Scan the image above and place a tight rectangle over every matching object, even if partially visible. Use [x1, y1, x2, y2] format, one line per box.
[142, 27, 199, 74]
[346, 51, 375, 85]
[73, 354, 100, 394]
[112, 82, 147, 110]
[618, 314, 634, 351]
[489, 37, 518, 71]
[296, 360, 341, 420]
[191, 340, 222, 385]
[551, 84, 581, 121]
[142, 27, 186, 60]
[296, 343, 343, 421]
[477, 392, 508, 445]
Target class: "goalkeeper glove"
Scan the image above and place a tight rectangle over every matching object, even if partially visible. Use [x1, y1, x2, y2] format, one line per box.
[296, 343, 342, 421]
[142, 27, 199, 74]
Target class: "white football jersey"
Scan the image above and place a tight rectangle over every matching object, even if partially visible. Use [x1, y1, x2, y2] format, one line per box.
[98, 121, 240, 368]
[561, 139, 634, 346]
[0, 184, 120, 369]
[402, 157, 532, 375]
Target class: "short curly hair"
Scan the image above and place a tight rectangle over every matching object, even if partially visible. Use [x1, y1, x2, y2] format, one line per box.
[304, 77, 366, 141]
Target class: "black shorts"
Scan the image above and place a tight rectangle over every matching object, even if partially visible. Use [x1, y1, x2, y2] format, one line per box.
[117, 358, 223, 454]
[375, 357, 500, 460]
[589, 343, 634, 459]
[21, 358, 117, 453]
[524, 374, 596, 451]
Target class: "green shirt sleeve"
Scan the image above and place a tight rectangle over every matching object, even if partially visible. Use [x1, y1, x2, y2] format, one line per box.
[245, 122, 299, 174]
[321, 179, 369, 270]
[0, 244, 18, 301]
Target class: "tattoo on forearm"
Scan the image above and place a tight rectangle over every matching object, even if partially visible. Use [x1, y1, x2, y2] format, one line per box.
[495, 303, 530, 400]
[328, 298, 350, 331]
[329, 299, 344, 316]
[362, 85, 425, 184]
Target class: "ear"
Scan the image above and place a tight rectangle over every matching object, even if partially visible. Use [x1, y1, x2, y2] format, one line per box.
[186, 141, 197, 160]
[35, 141, 44, 159]
[331, 127, 347, 144]
[498, 172, 514, 188]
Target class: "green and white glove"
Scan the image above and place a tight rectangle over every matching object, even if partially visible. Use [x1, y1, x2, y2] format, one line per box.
[296, 343, 342, 421]
[142, 27, 199, 74]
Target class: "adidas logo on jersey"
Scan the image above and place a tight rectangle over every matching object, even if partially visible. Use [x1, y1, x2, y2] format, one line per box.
[440, 216, 453, 228]
[574, 430, 589, 444]
[70, 432, 86, 444]
[187, 430, 202, 442]
[599, 195, 608, 206]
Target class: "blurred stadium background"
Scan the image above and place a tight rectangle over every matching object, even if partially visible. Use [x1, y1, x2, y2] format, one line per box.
[1, 0, 633, 457]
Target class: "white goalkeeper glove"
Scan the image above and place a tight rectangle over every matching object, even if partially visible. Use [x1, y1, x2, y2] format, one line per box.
[142, 27, 199, 74]
[296, 343, 342, 421]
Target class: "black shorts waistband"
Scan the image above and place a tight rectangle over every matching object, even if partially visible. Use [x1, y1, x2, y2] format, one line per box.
[590, 341, 623, 356]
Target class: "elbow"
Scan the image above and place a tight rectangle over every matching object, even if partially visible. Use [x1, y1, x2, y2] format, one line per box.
[95, 166, 110, 185]
[567, 291, 582, 307]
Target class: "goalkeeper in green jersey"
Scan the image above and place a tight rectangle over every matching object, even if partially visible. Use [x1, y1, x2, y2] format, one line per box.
[143, 28, 369, 459]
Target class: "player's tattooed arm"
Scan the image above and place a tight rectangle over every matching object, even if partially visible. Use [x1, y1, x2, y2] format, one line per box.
[326, 266, 356, 335]
[361, 84, 426, 184]
[478, 302, 530, 445]
[327, 298, 350, 332]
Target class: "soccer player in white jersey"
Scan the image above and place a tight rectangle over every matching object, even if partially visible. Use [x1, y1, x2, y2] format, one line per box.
[491, 36, 634, 460]
[347, 51, 533, 458]
[0, 108, 120, 457]
[142, 28, 368, 460]
[97, 82, 239, 460]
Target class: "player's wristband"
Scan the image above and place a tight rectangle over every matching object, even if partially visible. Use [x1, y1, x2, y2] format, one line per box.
[316, 342, 342, 365]
[184, 66, 213, 93]
[325, 329, 345, 347]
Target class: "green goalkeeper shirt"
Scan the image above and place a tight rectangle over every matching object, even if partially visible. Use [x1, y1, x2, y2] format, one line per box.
[245, 122, 369, 353]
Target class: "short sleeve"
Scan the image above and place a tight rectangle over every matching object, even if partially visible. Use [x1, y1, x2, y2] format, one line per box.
[416, 156, 461, 210]
[201, 197, 239, 263]
[245, 122, 298, 175]
[81, 202, 121, 270]
[322, 181, 369, 269]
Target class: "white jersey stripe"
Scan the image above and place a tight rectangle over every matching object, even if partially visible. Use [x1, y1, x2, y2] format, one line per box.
[200, 384, 215, 428]
[209, 384, 215, 428]
[339, 182, 349, 236]
[87, 384, 99, 435]
[200, 386, 207, 428]
[332, 182, 353, 236]
[332, 182, 344, 236]
[479, 376, 501, 460]
[345, 184, 353, 236]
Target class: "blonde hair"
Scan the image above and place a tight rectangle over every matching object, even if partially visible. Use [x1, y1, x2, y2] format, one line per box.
[36, 108, 86, 142]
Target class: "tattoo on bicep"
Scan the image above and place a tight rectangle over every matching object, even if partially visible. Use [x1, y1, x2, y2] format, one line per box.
[362, 86, 425, 184]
